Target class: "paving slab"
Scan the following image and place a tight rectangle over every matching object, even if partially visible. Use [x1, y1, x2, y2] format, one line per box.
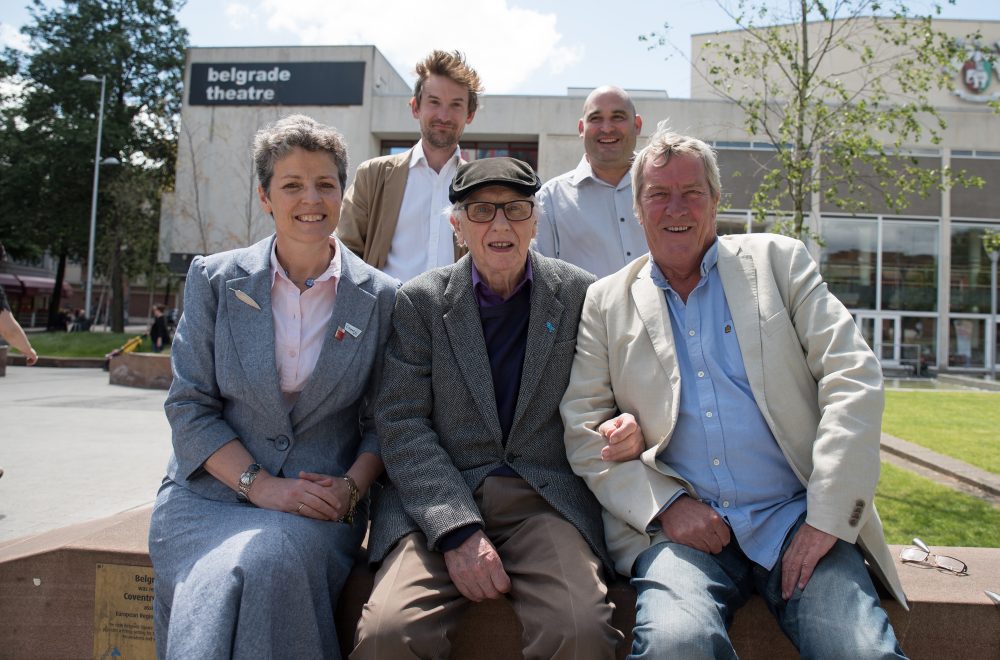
[0, 366, 170, 543]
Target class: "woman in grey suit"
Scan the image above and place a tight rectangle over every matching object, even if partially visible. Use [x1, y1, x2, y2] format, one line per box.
[149, 115, 397, 659]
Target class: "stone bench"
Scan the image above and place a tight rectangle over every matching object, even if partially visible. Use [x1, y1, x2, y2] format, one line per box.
[1, 506, 997, 659]
[108, 352, 172, 390]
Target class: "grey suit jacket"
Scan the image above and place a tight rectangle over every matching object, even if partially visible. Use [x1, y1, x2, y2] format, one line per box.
[368, 251, 611, 571]
[163, 235, 398, 502]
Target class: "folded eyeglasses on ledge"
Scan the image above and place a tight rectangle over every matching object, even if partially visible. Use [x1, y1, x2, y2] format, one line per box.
[899, 538, 968, 576]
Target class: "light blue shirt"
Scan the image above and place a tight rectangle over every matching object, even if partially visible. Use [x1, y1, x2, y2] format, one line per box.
[535, 157, 647, 278]
[651, 242, 806, 569]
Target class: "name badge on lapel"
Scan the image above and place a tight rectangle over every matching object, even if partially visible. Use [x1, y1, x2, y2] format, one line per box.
[336, 323, 362, 342]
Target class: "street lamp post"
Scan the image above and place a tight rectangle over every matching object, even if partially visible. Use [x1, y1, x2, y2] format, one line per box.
[80, 74, 119, 321]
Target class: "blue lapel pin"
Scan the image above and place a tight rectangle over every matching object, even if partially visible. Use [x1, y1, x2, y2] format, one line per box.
[545, 321, 555, 333]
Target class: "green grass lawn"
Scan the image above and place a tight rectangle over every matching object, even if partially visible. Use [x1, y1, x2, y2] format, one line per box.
[24, 331, 164, 358]
[883, 390, 1000, 476]
[876, 461, 1000, 547]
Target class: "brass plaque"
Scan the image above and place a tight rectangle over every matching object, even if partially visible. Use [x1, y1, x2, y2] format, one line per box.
[93, 563, 156, 660]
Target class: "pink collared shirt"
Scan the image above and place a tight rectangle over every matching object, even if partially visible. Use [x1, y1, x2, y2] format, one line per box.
[270, 236, 341, 408]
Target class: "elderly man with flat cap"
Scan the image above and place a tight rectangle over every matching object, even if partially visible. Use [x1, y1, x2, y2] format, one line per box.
[352, 157, 639, 660]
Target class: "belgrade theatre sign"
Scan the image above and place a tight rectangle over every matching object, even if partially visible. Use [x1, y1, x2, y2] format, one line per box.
[188, 61, 365, 106]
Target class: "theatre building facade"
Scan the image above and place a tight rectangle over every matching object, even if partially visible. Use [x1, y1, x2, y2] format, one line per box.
[160, 20, 1000, 374]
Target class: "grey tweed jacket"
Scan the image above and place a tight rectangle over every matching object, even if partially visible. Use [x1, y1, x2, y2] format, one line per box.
[368, 251, 612, 571]
[163, 234, 398, 502]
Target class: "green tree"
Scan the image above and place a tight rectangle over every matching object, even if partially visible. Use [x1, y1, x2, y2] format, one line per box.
[644, 0, 992, 240]
[0, 0, 187, 329]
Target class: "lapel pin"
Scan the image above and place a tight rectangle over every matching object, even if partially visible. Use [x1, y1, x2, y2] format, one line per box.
[335, 326, 346, 341]
[229, 288, 261, 311]
[344, 322, 362, 338]
[545, 321, 555, 334]
[724, 324, 732, 333]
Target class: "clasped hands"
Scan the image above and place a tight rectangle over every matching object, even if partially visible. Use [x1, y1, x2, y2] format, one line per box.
[249, 470, 355, 521]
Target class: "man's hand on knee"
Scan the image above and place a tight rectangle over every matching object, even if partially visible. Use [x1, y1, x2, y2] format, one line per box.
[780, 523, 837, 599]
[444, 530, 511, 602]
[658, 495, 731, 554]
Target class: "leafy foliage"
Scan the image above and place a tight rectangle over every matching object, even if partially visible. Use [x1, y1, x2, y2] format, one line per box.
[983, 229, 1000, 256]
[643, 0, 993, 240]
[0, 0, 188, 323]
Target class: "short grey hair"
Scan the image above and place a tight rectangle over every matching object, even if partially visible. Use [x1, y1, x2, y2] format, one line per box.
[631, 122, 721, 216]
[253, 114, 349, 194]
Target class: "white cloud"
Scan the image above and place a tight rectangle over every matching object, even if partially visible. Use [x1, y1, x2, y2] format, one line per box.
[0, 23, 30, 52]
[224, 2, 260, 31]
[256, 0, 582, 93]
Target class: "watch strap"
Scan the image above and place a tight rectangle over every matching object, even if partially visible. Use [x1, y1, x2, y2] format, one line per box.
[236, 463, 262, 502]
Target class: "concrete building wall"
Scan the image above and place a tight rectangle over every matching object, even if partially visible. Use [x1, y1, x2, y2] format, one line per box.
[690, 19, 1000, 110]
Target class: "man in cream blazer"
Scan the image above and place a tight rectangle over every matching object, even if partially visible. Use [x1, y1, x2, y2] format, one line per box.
[561, 125, 907, 659]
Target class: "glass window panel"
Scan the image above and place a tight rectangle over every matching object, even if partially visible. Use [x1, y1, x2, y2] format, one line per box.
[879, 318, 895, 361]
[949, 318, 985, 368]
[881, 220, 938, 312]
[717, 215, 748, 236]
[508, 147, 538, 169]
[901, 316, 936, 369]
[820, 218, 877, 310]
[950, 223, 1000, 313]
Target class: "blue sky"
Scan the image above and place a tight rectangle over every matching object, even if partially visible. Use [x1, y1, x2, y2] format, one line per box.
[1, 0, 997, 98]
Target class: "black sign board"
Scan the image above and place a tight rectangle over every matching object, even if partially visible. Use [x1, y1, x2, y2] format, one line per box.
[188, 61, 365, 106]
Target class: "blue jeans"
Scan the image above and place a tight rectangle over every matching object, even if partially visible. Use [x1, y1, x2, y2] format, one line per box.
[629, 515, 906, 659]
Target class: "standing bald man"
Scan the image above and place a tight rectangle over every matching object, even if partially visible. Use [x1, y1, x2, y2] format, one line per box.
[536, 86, 646, 278]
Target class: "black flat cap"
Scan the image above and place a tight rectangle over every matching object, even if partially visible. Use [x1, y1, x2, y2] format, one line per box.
[449, 157, 541, 203]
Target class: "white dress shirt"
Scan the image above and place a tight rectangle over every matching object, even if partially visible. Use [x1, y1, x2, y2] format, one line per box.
[382, 141, 461, 283]
[536, 156, 647, 278]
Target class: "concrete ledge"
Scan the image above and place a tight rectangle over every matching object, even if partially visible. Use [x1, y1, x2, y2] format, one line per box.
[937, 374, 1000, 392]
[882, 433, 1000, 497]
[6, 354, 105, 368]
[0, 507, 153, 659]
[2, 507, 998, 659]
[108, 352, 172, 390]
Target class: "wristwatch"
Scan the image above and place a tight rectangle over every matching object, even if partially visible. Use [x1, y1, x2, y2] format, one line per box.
[236, 463, 262, 503]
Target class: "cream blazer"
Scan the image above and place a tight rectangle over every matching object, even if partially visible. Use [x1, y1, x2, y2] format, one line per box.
[336, 147, 466, 269]
[561, 233, 906, 606]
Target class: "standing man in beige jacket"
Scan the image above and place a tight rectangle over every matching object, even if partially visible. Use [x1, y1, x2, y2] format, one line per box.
[337, 50, 482, 282]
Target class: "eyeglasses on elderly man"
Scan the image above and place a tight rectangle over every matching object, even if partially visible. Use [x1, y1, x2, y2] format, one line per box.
[457, 199, 535, 223]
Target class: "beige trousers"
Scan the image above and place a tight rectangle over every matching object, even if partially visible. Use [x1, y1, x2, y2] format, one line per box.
[352, 477, 620, 660]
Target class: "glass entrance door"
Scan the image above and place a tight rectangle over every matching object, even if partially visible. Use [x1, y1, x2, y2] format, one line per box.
[857, 314, 901, 366]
